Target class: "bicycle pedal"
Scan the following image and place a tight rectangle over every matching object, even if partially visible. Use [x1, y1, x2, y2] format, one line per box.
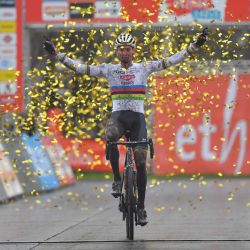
[111, 192, 121, 198]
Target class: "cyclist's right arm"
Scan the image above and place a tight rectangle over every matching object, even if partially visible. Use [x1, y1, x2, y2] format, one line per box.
[42, 38, 106, 77]
[56, 53, 105, 77]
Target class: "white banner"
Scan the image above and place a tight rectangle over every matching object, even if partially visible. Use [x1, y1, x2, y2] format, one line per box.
[95, 0, 121, 18]
[42, 1, 69, 21]
[0, 7, 16, 20]
[0, 82, 17, 94]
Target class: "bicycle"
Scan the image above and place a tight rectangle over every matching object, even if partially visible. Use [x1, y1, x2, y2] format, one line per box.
[106, 138, 154, 240]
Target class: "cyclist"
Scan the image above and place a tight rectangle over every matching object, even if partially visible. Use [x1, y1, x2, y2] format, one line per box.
[43, 29, 208, 226]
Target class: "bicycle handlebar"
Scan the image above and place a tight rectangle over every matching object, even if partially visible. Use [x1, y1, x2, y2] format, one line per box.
[106, 138, 154, 160]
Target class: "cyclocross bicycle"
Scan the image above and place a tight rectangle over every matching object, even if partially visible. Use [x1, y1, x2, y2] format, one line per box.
[106, 138, 154, 240]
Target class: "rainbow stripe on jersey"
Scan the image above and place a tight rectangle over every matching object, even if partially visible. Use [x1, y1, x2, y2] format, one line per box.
[110, 85, 146, 101]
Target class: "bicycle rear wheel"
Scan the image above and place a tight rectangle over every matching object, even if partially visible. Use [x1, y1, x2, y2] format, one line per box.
[125, 165, 134, 240]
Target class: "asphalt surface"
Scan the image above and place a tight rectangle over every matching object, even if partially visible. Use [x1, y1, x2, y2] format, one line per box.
[0, 177, 250, 250]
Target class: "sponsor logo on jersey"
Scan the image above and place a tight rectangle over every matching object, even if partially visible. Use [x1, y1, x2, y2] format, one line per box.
[114, 69, 125, 74]
[120, 74, 135, 81]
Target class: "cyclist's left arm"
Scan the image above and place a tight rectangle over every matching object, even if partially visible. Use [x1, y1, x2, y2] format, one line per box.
[146, 28, 208, 74]
[145, 43, 198, 74]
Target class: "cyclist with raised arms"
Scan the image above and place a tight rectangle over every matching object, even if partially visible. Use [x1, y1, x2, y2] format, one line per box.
[43, 29, 208, 226]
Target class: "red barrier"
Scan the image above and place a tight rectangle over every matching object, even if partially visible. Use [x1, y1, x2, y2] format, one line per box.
[153, 74, 250, 175]
[225, 0, 250, 21]
[47, 109, 125, 172]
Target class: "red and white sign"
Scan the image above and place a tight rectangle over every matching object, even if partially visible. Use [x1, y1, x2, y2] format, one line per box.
[159, 0, 226, 22]
[153, 74, 250, 175]
[46, 74, 250, 177]
[26, 0, 250, 23]
[0, 33, 16, 46]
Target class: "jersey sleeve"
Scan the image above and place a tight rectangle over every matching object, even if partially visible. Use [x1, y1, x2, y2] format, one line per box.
[88, 64, 109, 77]
[55, 53, 108, 77]
[145, 43, 198, 74]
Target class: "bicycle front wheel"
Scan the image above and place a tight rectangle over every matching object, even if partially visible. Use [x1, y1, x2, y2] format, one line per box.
[126, 165, 134, 240]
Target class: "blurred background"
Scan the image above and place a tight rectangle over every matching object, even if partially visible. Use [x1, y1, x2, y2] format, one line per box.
[0, 0, 249, 200]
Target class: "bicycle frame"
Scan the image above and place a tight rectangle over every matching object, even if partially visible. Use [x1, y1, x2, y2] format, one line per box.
[106, 139, 154, 240]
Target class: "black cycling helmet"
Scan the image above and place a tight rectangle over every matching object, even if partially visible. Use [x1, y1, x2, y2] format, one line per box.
[115, 33, 136, 48]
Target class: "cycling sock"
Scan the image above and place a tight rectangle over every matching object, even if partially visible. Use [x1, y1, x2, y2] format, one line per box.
[109, 145, 121, 182]
[137, 166, 147, 209]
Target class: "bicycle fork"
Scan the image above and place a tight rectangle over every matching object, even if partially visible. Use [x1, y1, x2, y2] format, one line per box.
[119, 170, 138, 224]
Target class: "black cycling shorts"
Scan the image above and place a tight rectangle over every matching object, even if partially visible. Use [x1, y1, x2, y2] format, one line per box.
[106, 110, 147, 142]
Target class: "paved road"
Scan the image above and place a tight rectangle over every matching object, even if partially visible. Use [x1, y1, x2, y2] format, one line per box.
[0, 177, 250, 250]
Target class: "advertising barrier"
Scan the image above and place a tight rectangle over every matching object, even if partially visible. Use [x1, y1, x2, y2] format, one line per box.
[47, 108, 126, 172]
[46, 73, 250, 176]
[153, 74, 250, 175]
[59, 138, 110, 172]
[42, 136, 76, 185]
[2, 137, 41, 194]
[63, 138, 126, 172]
[0, 142, 24, 201]
[25, 0, 249, 24]
[21, 132, 60, 191]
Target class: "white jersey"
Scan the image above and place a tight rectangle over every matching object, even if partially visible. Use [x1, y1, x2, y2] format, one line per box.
[56, 44, 197, 113]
